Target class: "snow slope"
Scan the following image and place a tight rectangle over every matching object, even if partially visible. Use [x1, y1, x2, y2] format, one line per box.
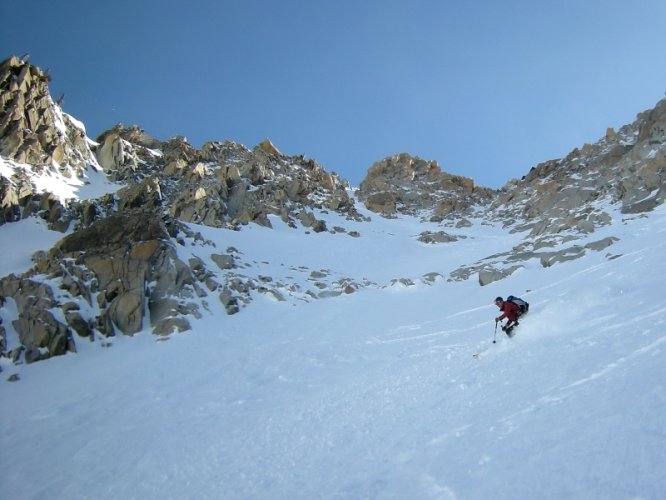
[0, 156, 122, 205]
[1, 201, 665, 499]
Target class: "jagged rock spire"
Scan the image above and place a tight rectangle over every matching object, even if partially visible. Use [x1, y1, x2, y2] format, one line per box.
[0, 56, 97, 171]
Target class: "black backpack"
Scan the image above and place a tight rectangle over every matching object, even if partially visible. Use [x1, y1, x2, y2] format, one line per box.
[507, 295, 529, 314]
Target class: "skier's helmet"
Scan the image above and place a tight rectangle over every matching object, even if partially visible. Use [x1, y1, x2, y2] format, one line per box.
[494, 297, 503, 305]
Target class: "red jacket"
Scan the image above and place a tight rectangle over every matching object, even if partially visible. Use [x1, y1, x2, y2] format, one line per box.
[498, 301, 521, 322]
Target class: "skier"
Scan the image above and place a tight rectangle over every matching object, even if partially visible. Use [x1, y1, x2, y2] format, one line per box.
[494, 296, 521, 334]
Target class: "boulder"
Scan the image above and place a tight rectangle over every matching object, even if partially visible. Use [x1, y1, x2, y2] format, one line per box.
[95, 133, 125, 170]
[211, 253, 235, 270]
[417, 231, 457, 244]
[66, 311, 93, 338]
[12, 309, 72, 363]
[478, 266, 522, 286]
[152, 317, 191, 336]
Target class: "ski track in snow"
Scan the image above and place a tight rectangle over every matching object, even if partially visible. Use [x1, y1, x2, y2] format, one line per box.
[1, 204, 666, 499]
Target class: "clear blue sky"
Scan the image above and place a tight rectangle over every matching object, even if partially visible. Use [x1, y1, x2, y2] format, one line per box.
[2, 0, 665, 188]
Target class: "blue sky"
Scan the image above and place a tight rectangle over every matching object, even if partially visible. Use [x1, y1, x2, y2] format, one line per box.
[2, 0, 665, 188]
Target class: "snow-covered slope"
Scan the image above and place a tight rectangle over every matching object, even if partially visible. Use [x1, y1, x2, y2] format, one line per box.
[1, 199, 664, 499]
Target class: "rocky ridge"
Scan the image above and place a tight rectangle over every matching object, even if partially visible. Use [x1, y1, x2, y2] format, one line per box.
[352, 95, 665, 285]
[0, 57, 372, 364]
[449, 99, 666, 284]
[0, 55, 664, 365]
[94, 125, 364, 230]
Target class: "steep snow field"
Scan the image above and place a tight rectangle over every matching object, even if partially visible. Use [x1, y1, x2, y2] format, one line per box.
[1, 201, 665, 499]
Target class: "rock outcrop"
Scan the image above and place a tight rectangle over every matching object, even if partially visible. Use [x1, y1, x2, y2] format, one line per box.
[0, 208, 203, 362]
[0, 277, 75, 363]
[491, 99, 665, 229]
[358, 153, 495, 220]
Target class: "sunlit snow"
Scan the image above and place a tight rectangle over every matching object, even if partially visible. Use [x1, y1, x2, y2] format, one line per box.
[0, 156, 123, 203]
[1, 197, 665, 499]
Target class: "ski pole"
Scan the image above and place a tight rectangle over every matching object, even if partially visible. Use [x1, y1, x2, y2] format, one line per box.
[493, 322, 498, 344]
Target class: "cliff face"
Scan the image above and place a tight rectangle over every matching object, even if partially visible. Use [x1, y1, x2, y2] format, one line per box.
[0, 55, 664, 365]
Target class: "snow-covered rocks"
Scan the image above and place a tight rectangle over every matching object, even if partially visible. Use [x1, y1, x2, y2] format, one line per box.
[358, 152, 494, 219]
[1, 55, 665, 368]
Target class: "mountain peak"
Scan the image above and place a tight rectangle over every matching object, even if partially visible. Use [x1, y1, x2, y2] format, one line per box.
[0, 56, 97, 172]
[358, 152, 495, 219]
